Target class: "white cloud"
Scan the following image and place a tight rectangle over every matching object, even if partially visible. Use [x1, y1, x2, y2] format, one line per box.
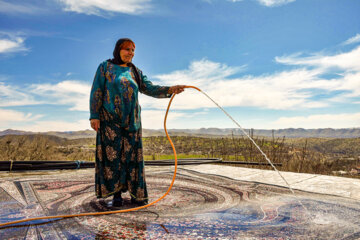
[0, 82, 40, 107]
[0, 1, 44, 15]
[30, 80, 91, 111]
[57, 0, 152, 16]
[156, 58, 246, 86]
[0, 108, 43, 125]
[256, 0, 295, 7]
[275, 46, 360, 72]
[325, 73, 360, 104]
[0, 32, 28, 54]
[141, 109, 211, 129]
[271, 113, 360, 129]
[343, 33, 360, 46]
[14, 119, 91, 132]
[0, 80, 91, 111]
[141, 110, 185, 129]
[334, 72, 360, 97]
[2, 110, 201, 132]
[272, 46, 360, 107]
[145, 58, 352, 111]
[144, 42, 360, 112]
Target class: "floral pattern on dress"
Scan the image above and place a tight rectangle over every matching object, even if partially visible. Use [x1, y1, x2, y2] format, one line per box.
[105, 126, 116, 141]
[104, 88, 110, 104]
[136, 187, 145, 199]
[121, 144, 126, 163]
[101, 184, 108, 196]
[120, 77, 134, 103]
[129, 69, 136, 82]
[97, 145, 103, 162]
[137, 148, 143, 162]
[91, 88, 103, 113]
[123, 138, 131, 153]
[104, 167, 113, 180]
[130, 168, 137, 181]
[128, 183, 133, 193]
[131, 151, 136, 163]
[105, 64, 115, 83]
[106, 146, 117, 161]
[114, 95, 122, 118]
[134, 101, 139, 124]
[99, 64, 105, 76]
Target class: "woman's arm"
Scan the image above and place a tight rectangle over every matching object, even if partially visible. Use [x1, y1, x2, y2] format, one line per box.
[89, 62, 106, 131]
[139, 72, 171, 98]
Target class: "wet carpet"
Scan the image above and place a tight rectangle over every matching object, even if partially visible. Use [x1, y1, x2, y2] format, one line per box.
[0, 168, 360, 239]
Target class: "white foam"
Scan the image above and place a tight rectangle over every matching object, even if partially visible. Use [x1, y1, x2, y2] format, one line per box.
[311, 213, 340, 225]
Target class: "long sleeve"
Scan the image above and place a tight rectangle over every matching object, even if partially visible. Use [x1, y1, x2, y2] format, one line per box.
[138, 69, 172, 98]
[89, 63, 106, 119]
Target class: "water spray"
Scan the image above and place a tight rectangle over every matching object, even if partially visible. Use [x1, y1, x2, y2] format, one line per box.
[184, 86, 311, 217]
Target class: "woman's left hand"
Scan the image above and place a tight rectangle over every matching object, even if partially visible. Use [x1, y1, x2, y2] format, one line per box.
[168, 85, 186, 94]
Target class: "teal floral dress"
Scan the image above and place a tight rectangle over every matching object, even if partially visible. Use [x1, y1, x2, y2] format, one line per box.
[90, 61, 171, 201]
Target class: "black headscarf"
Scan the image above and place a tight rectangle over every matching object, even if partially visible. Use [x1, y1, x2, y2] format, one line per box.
[107, 38, 143, 90]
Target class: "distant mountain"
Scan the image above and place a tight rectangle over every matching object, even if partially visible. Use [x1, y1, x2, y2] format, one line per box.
[0, 129, 97, 139]
[0, 129, 34, 136]
[251, 128, 360, 138]
[169, 128, 360, 138]
[46, 130, 96, 139]
[0, 129, 167, 139]
[0, 127, 359, 139]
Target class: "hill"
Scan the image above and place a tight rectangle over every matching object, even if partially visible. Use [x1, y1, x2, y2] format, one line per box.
[0, 127, 359, 139]
[150, 127, 360, 138]
[0, 134, 94, 161]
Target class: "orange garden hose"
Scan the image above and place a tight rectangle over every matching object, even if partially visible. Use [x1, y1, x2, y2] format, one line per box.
[0, 85, 201, 228]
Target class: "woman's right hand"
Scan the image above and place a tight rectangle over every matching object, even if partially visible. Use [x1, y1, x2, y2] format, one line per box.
[168, 85, 186, 94]
[90, 119, 100, 132]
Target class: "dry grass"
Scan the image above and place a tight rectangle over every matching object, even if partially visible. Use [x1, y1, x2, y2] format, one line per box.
[1, 134, 359, 178]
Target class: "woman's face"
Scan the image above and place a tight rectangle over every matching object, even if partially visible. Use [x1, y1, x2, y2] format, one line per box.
[120, 43, 135, 64]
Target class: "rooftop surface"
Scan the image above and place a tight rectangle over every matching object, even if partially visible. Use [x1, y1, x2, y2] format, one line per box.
[1, 165, 360, 239]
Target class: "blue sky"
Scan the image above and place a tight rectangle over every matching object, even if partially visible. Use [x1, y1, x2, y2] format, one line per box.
[0, 0, 359, 131]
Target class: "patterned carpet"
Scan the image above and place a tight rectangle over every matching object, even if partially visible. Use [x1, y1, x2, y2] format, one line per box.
[0, 168, 360, 239]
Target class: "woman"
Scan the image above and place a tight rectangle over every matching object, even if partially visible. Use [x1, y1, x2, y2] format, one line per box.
[89, 38, 185, 207]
